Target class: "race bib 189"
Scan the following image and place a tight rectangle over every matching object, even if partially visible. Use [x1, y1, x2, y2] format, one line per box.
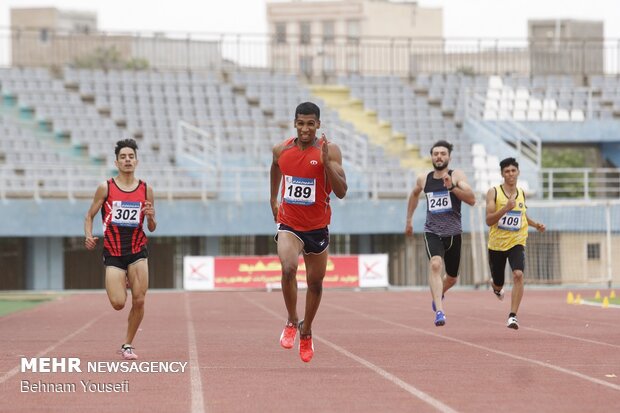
[111, 201, 141, 227]
[283, 175, 316, 205]
[427, 191, 452, 214]
[498, 210, 522, 231]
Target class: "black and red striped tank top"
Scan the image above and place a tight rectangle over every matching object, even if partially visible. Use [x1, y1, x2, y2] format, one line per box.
[101, 178, 148, 256]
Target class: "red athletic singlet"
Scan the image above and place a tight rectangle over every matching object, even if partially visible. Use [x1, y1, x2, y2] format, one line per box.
[101, 178, 148, 256]
[277, 137, 331, 231]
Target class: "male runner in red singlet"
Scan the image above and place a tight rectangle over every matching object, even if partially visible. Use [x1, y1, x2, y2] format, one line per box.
[405, 140, 476, 326]
[270, 102, 347, 362]
[84, 138, 156, 360]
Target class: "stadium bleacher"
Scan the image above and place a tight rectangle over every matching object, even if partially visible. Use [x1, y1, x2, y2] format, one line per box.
[4, 64, 620, 203]
[2, 66, 424, 201]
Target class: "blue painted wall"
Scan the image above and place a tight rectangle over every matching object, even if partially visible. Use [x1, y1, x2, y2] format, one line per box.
[0, 198, 430, 237]
[523, 120, 620, 166]
[1, 198, 617, 238]
[522, 120, 620, 143]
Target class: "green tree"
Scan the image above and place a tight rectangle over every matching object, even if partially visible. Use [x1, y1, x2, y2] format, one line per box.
[542, 148, 586, 198]
[73, 46, 149, 70]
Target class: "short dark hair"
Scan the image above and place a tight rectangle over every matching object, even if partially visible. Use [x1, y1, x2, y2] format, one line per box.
[295, 102, 320, 120]
[430, 140, 453, 155]
[114, 138, 138, 159]
[499, 157, 519, 171]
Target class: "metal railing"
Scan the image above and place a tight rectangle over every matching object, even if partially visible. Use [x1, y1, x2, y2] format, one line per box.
[541, 168, 620, 200]
[468, 199, 620, 287]
[2, 28, 620, 75]
[3, 163, 618, 202]
[0, 163, 416, 202]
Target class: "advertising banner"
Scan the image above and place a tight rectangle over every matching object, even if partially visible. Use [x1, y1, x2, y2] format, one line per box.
[183, 254, 388, 290]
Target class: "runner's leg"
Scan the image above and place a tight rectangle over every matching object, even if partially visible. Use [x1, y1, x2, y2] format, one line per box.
[277, 231, 304, 324]
[125, 259, 149, 345]
[105, 266, 128, 311]
[299, 250, 328, 335]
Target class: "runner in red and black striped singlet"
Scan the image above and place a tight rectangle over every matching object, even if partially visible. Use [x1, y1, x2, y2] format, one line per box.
[84, 138, 156, 362]
[101, 178, 148, 257]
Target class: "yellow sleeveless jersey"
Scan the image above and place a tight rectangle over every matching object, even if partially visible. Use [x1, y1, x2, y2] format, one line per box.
[488, 185, 528, 251]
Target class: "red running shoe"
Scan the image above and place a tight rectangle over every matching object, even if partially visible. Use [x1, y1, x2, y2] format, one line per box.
[299, 335, 314, 362]
[298, 320, 314, 362]
[279, 321, 297, 349]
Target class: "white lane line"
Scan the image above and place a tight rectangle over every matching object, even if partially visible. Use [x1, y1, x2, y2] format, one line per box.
[385, 293, 620, 349]
[580, 300, 620, 309]
[316, 335, 459, 413]
[185, 293, 206, 413]
[241, 294, 460, 413]
[326, 303, 620, 392]
[0, 311, 107, 385]
[461, 315, 620, 349]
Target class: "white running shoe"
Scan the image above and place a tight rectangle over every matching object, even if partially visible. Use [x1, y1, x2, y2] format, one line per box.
[507, 316, 519, 330]
[118, 344, 138, 360]
[493, 288, 505, 301]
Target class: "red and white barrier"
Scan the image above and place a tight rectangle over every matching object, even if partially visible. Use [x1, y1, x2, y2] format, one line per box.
[183, 254, 388, 290]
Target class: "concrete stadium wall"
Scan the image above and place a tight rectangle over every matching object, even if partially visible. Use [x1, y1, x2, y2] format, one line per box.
[3, 199, 618, 290]
[1, 199, 616, 237]
[0, 199, 439, 237]
[523, 120, 620, 143]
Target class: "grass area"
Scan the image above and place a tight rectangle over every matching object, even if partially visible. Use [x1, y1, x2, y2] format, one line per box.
[0, 293, 58, 317]
[579, 290, 620, 305]
[590, 297, 620, 305]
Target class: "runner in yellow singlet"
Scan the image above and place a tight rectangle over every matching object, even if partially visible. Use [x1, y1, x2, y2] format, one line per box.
[485, 157, 545, 330]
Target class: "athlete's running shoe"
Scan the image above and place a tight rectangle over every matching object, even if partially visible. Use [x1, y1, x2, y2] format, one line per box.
[493, 288, 505, 301]
[431, 294, 445, 312]
[299, 336, 314, 363]
[279, 321, 297, 349]
[119, 344, 138, 360]
[297, 321, 314, 362]
[507, 316, 519, 330]
[434, 311, 446, 327]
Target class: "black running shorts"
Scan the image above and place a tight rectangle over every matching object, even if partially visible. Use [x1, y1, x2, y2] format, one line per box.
[488, 245, 525, 287]
[103, 247, 148, 271]
[275, 223, 329, 255]
[423, 232, 462, 277]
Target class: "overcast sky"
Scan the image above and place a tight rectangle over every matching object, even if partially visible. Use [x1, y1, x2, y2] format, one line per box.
[1, 0, 619, 38]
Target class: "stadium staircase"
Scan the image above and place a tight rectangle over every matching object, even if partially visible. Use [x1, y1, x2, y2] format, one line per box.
[309, 84, 430, 170]
[1, 97, 93, 166]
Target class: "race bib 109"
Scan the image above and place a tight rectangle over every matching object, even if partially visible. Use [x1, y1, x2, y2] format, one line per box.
[498, 210, 522, 231]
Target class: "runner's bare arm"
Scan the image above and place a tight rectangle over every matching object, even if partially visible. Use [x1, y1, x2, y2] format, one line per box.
[144, 185, 156, 232]
[321, 136, 347, 199]
[485, 187, 515, 226]
[485, 187, 500, 226]
[405, 174, 425, 236]
[446, 169, 476, 206]
[526, 214, 546, 232]
[84, 182, 107, 250]
[270, 143, 284, 221]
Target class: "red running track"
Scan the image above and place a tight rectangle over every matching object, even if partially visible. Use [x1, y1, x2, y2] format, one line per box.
[0, 289, 618, 413]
